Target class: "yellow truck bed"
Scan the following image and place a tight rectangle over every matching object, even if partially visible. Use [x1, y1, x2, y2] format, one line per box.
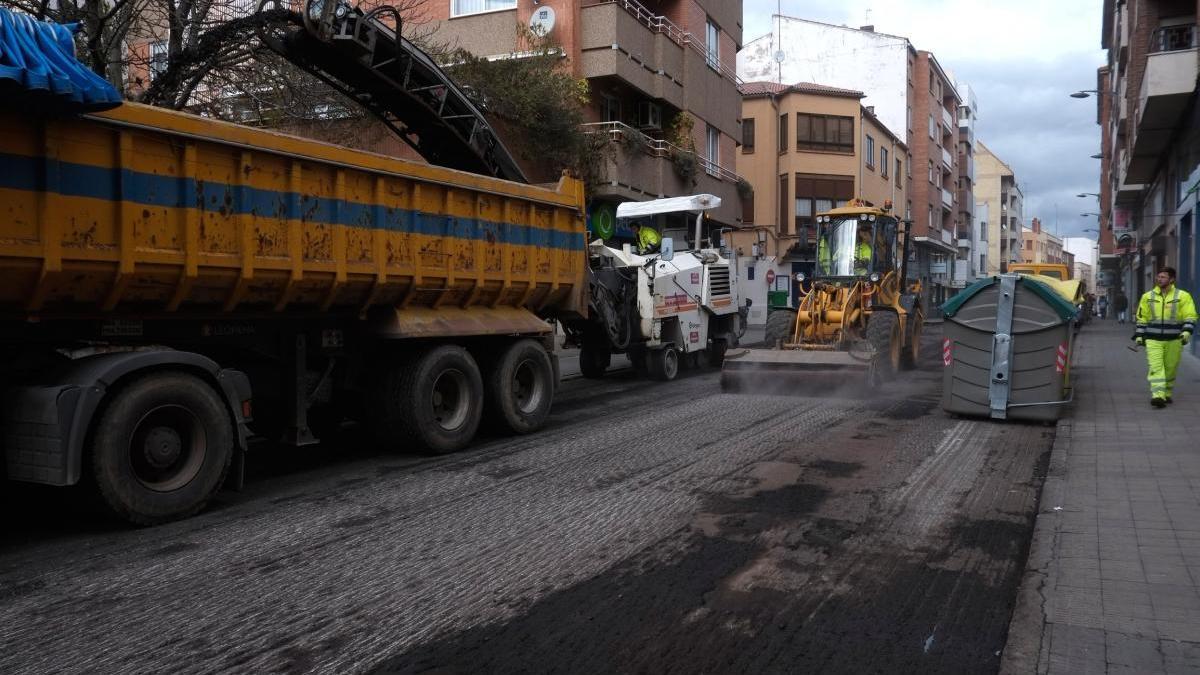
[0, 103, 586, 334]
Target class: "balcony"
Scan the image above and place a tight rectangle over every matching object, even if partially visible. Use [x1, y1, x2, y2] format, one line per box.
[941, 188, 953, 210]
[580, 3, 686, 109]
[587, 1, 742, 86]
[957, 190, 973, 218]
[941, 106, 954, 134]
[582, 121, 742, 224]
[941, 147, 953, 169]
[1129, 24, 1197, 183]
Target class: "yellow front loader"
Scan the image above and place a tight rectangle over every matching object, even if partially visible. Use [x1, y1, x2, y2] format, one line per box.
[721, 202, 924, 392]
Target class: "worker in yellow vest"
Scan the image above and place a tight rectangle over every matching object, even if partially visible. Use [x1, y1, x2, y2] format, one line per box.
[1134, 266, 1198, 407]
[630, 222, 661, 255]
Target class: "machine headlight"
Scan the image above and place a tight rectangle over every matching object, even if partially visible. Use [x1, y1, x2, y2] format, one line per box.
[795, 272, 807, 282]
[860, 214, 868, 221]
[869, 272, 881, 283]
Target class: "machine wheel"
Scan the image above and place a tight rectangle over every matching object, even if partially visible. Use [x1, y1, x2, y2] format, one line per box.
[648, 348, 680, 381]
[579, 342, 611, 379]
[866, 311, 902, 382]
[707, 339, 728, 367]
[901, 315, 923, 370]
[373, 345, 484, 454]
[486, 340, 555, 434]
[91, 372, 234, 526]
[764, 310, 798, 347]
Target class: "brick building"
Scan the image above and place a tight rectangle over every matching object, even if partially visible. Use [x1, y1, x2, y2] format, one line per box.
[1094, 0, 1197, 362]
[427, 0, 746, 233]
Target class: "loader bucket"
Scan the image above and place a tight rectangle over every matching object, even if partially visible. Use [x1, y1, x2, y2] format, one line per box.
[719, 347, 875, 396]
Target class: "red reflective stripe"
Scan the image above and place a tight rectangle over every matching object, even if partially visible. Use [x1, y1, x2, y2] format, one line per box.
[1055, 343, 1068, 373]
[942, 337, 953, 366]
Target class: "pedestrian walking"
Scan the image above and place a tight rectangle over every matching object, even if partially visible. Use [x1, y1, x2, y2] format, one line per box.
[1115, 291, 1129, 323]
[1134, 267, 1197, 407]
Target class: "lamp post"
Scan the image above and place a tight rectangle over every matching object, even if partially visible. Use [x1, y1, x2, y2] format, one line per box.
[1077, 193, 1100, 198]
[1070, 90, 1100, 98]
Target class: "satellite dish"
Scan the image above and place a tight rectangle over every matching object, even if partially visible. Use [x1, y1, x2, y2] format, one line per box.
[529, 6, 556, 36]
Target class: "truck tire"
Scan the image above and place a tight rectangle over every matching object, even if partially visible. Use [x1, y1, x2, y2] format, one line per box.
[579, 343, 610, 379]
[866, 311, 901, 382]
[91, 372, 234, 526]
[764, 309, 798, 347]
[648, 348, 680, 381]
[486, 340, 554, 434]
[374, 345, 484, 454]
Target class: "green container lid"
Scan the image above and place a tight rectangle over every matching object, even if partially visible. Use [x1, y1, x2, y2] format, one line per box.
[942, 275, 1079, 322]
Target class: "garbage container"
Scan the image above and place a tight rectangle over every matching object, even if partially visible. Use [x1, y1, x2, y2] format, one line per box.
[940, 274, 1079, 421]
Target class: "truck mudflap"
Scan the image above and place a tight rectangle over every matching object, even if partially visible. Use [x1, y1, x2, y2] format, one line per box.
[2, 350, 251, 487]
[719, 347, 874, 394]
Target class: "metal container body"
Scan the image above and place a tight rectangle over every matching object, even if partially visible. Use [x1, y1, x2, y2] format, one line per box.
[942, 278, 1073, 422]
[0, 103, 587, 336]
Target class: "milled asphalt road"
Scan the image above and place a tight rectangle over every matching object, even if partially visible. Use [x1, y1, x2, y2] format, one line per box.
[0, 331, 1053, 673]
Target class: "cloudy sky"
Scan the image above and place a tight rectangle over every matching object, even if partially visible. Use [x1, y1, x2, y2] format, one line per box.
[741, 0, 1108, 241]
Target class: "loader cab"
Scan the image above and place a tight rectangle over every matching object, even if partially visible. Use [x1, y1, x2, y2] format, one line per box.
[814, 210, 899, 279]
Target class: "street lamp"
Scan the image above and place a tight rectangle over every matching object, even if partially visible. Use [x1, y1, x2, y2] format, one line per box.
[1077, 193, 1100, 198]
[1081, 212, 1101, 217]
[1090, 153, 1103, 159]
[1070, 90, 1100, 98]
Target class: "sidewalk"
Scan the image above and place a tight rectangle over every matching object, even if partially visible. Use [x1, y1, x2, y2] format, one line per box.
[1002, 318, 1200, 673]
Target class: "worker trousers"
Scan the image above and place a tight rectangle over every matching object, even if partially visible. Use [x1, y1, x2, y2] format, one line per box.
[1146, 338, 1184, 399]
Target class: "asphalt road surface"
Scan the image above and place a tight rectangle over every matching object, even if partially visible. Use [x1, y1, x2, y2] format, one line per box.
[0, 330, 1053, 673]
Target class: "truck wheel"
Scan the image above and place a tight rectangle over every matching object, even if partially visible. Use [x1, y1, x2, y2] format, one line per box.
[866, 311, 901, 382]
[764, 310, 798, 347]
[649, 348, 680, 381]
[91, 372, 234, 526]
[486, 340, 554, 434]
[579, 343, 610, 379]
[375, 345, 484, 454]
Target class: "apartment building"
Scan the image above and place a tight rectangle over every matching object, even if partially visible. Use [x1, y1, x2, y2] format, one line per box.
[908, 51, 962, 307]
[1021, 218, 1066, 264]
[1094, 0, 1198, 359]
[428, 0, 745, 232]
[954, 79, 980, 288]
[730, 82, 908, 261]
[975, 141, 1024, 275]
[737, 17, 965, 309]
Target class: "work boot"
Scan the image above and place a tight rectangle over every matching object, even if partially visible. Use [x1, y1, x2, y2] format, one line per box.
[1152, 397, 1166, 408]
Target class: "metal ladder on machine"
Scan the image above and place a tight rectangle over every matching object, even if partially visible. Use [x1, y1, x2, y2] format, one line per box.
[257, 0, 527, 183]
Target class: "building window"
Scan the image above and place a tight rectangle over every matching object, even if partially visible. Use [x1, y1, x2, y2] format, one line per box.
[706, 18, 719, 69]
[706, 125, 719, 177]
[149, 41, 168, 80]
[795, 175, 854, 247]
[881, 147, 889, 178]
[928, 160, 935, 184]
[601, 94, 621, 123]
[743, 190, 755, 224]
[778, 113, 788, 153]
[928, 206, 934, 230]
[928, 115, 936, 139]
[795, 114, 853, 153]
[742, 118, 755, 153]
[451, 0, 516, 16]
[896, 159, 903, 188]
[779, 174, 789, 234]
[864, 135, 875, 169]
[907, 105, 912, 131]
[906, 200, 912, 220]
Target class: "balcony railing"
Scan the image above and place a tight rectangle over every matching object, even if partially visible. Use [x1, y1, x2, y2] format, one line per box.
[942, 188, 953, 207]
[1151, 24, 1197, 53]
[596, 0, 743, 86]
[581, 121, 744, 184]
[941, 147, 953, 169]
[941, 107, 954, 133]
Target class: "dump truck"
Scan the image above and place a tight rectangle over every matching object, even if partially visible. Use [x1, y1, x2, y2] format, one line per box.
[720, 201, 923, 391]
[565, 195, 748, 382]
[0, 5, 594, 524]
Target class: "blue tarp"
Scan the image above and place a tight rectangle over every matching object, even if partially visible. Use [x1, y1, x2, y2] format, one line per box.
[0, 6, 121, 110]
